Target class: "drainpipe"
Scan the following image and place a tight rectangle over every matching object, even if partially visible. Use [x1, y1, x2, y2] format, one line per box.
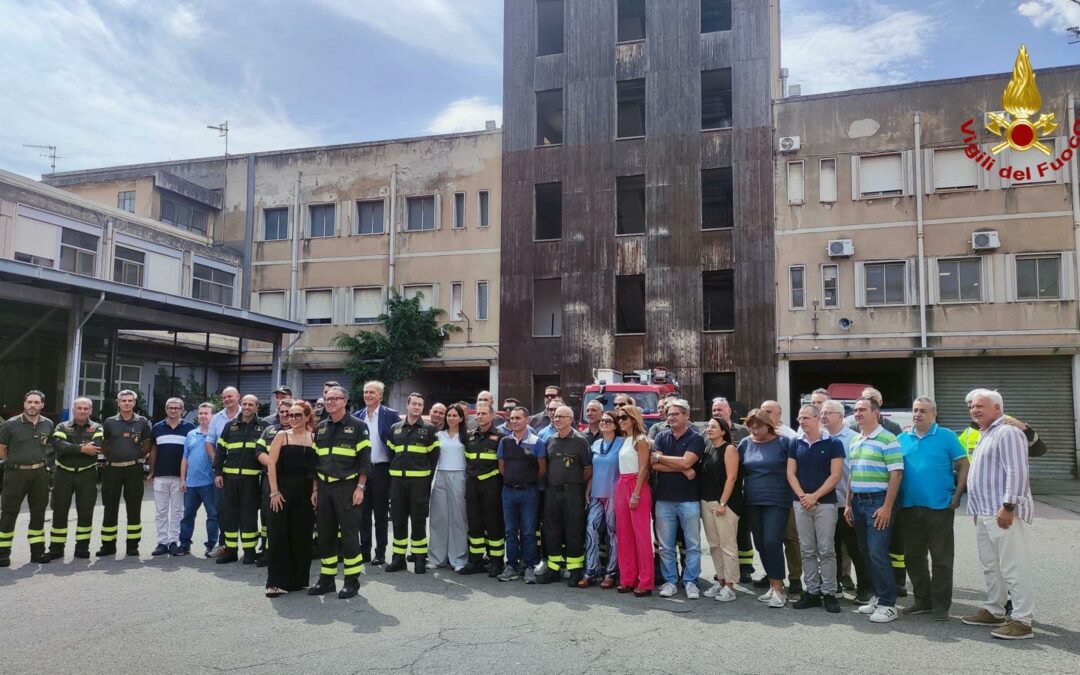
[288, 171, 302, 391]
[913, 112, 930, 396]
[1070, 96, 1080, 323]
[63, 292, 106, 419]
[389, 165, 398, 292]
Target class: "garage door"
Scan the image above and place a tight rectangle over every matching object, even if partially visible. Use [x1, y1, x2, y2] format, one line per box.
[220, 371, 279, 403]
[934, 356, 1076, 479]
[301, 370, 355, 402]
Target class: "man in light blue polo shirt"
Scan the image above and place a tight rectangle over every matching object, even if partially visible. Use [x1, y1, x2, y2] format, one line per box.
[898, 396, 969, 621]
[179, 403, 220, 557]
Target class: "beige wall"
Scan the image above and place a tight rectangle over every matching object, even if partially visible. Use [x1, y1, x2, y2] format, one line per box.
[774, 69, 1080, 356]
[61, 177, 155, 218]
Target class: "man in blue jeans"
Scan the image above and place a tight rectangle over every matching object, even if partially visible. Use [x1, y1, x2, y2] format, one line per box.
[649, 399, 705, 600]
[496, 407, 547, 584]
[179, 403, 219, 556]
[845, 397, 904, 624]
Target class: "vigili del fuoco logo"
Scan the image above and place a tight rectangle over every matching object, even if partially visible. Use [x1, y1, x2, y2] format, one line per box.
[961, 44, 1079, 181]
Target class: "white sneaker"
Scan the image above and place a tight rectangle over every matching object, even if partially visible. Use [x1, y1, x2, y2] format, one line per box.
[685, 582, 700, 600]
[857, 596, 879, 615]
[768, 590, 788, 608]
[757, 588, 775, 603]
[658, 582, 677, 598]
[716, 586, 737, 602]
[703, 581, 722, 598]
[869, 605, 899, 623]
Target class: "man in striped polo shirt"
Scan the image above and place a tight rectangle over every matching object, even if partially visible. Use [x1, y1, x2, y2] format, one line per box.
[844, 396, 903, 624]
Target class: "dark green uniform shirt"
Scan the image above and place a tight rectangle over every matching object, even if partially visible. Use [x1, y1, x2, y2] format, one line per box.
[387, 418, 440, 478]
[545, 432, 591, 487]
[100, 414, 153, 462]
[313, 415, 371, 482]
[0, 414, 54, 465]
[465, 425, 503, 480]
[51, 419, 103, 470]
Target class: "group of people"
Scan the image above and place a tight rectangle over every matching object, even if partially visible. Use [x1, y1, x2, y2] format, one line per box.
[0, 380, 1039, 640]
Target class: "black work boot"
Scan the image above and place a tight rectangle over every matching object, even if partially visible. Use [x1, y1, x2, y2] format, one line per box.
[243, 550, 257, 565]
[95, 543, 116, 558]
[47, 546, 65, 561]
[30, 548, 51, 564]
[255, 552, 268, 568]
[338, 575, 361, 599]
[487, 559, 503, 578]
[385, 554, 407, 572]
[0, 557, 9, 568]
[216, 548, 239, 564]
[74, 545, 90, 559]
[413, 555, 427, 574]
[567, 570, 584, 587]
[308, 576, 337, 595]
[457, 560, 485, 575]
[126, 542, 140, 557]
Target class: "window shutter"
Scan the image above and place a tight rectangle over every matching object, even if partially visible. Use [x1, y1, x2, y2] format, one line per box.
[819, 159, 837, 202]
[927, 258, 939, 305]
[850, 155, 861, 199]
[933, 148, 979, 191]
[306, 290, 333, 321]
[353, 288, 383, 321]
[434, 193, 442, 230]
[1062, 251, 1077, 301]
[1003, 254, 1016, 302]
[922, 149, 935, 195]
[907, 258, 918, 306]
[1008, 141, 1057, 184]
[258, 291, 286, 319]
[854, 262, 866, 307]
[902, 150, 914, 196]
[786, 161, 804, 204]
[859, 154, 903, 196]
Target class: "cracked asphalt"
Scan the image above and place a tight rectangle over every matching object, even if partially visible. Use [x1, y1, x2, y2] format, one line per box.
[2, 496, 1078, 674]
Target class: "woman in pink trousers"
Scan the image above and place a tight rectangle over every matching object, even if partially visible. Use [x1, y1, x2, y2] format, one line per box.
[614, 405, 654, 596]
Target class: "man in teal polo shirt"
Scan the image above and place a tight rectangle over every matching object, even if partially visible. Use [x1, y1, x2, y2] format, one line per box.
[897, 396, 969, 621]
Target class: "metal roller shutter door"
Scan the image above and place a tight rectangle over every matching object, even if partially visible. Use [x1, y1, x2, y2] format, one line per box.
[221, 371, 275, 402]
[300, 370, 355, 402]
[934, 356, 1076, 479]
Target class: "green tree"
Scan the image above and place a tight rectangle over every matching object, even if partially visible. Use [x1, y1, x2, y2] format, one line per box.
[332, 290, 459, 403]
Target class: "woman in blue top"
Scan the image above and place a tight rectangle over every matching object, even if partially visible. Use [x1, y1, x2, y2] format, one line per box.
[580, 411, 622, 588]
[739, 408, 794, 609]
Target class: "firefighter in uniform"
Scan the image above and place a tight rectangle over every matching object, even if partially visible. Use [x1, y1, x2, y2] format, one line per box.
[214, 394, 269, 564]
[309, 385, 370, 599]
[97, 389, 153, 558]
[458, 401, 505, 577]
[534, 405, 592, 586]
[385, 392, 440, 574]
[49, 397, 103, 560]
[255, 398, 291, 567]
[0, 390, 54, 566]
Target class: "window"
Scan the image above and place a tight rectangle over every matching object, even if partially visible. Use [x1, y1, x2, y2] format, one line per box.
[79, 361, 106, 408]
[616, 175, 646, 235]
[60, 228, 98, 276]
[453, 192, 466, 230]
[115, 364, 141, 394]
[356, 200, 384, 235]
[536, 0, 563, 56]
[701, 69, 733, 130]
[533, 278, 562, 336]
[404, 284, 435, 312]
[450, 281, 463, 320]
[933, 148, 979, 191]
[476, 281, 489, 320]
[160, 195, 207, 234]
[192, 263, 235, 305]
[858, 153, 904, 197]
[478, 191, 490, 227]
[822, 264, 839, 308]
[703, 270, 735, 331]
[1016, 254, 1061, 300]
[305, 289, 333, 324]
[352, 287, 383, 324]
[406, 196, 436, 231]
[864, 261, 907, 305]
[615, 275, 646, 334]
[938, 258, 982, 303]
[113, 247, 145, 287]
[787, 161, 805, 204]
[535, 182, 562, 240]
[616, 79, 646, 138]
[789, 266, 805, 309]
[117, 190, 135, 213]
[617, 0, 646, 42]
[819, 158, 837, 203]
[1010, 141, 1058, 184]
[701, 168, 734, 230]
[701, 0, 732, 33]
[264, 208, 288, 241]
[536, 89, 564, 146]
[309, 204, 335, 238]
[14, 252, 53, 267]
[257, 291, 286, 319]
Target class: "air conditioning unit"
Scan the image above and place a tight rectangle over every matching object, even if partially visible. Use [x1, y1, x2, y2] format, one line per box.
[983, 110, 1009, 130]
[971, 230, 1000, 250]
[827, 239, 854, 257]
[778, 136, 801, 153]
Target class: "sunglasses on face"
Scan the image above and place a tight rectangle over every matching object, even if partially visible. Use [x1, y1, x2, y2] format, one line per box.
[615, 415, 629, 422]
[286, 412, 305, 420]
[600, 418, 616, 424]
[614, 402, 627, 408]
[547, 408, 557, 414]
[544, 393, 558, 399]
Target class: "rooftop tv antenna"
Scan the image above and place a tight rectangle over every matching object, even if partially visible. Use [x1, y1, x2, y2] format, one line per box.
[23, 144, 63, 173]
[1069, 0, 1080, 43]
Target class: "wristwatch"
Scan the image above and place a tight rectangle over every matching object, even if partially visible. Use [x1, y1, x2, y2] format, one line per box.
[357, 483, 367, 491]
[1002, 503, 1015, 512]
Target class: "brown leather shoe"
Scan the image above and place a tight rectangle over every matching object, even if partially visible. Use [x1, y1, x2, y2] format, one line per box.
[961, 609, 1007, 627]
[577, 576, 593, 589]
[600, 576, 616, 590]
[617, 585, 633, 594]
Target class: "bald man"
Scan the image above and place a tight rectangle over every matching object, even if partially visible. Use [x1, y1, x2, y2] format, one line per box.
[204, 386, 241, 556]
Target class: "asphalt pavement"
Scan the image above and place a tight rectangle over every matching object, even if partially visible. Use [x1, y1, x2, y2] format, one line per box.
[1, 495, 1078, 674]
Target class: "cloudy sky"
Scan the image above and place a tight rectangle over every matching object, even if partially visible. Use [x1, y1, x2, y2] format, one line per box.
[2, 0, 1078, 177]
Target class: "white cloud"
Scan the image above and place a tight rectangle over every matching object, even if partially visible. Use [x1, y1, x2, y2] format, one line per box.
[0, 1, 322, 177]
[1016, 0, 1080, 30]
[314, 0, 502, 66]
[782, 2, 938, 94]
[426, 97, 502, 134]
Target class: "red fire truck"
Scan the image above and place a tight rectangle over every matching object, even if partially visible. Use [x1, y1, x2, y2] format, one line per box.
[580, 367, 681, 428]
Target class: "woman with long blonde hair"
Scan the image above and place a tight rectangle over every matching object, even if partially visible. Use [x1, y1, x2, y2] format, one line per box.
[614, 405, 654, 596]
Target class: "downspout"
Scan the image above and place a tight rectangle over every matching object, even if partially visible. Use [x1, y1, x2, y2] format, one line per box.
[389, 165, 398, 291]
[1069, 96, 1080, 322]
[64, 292, 105, 418]
[913, 112, 929, 395]
[288, 171, 302, 391]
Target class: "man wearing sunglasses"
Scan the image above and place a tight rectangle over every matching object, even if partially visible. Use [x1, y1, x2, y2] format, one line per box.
[529, 386, 562, 431]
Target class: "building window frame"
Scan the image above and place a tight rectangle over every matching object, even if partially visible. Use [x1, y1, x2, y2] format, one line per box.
[786, 161, 805, 205]
[192, 262, 235, 306]
[113, 246, 145, 288]
[821, 263, 839, 309]
[59, 228, 98, 277]
[117, 190, 135, 213]
[308, 203, 336, 238]
[304, 288, 334, 325]
[405, 195, 437, 232]
[355, 199, 386, 236]
[702, 269, 735, 332]
[453, 192, 466, 230]
[616, 78, 647, 140]
[350, 286, 385, 325]
[860, 260, 909, 307]
[819, 158, 837, 203]
[478, 190, 491, 228]
[1015, 253, 1063, 301]
[701, 167, 734, 230]
[450, 281, 464, 320]
[701, 68, 733, 131]
[476, 280, 489, 321]
[789, 265, 806, 310]
[936, 257, 983, 304]
[263, 207, 289, 241]
[617, 0, 646, 43]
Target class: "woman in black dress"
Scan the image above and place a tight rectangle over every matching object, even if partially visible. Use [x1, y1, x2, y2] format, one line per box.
[265, 400, 317, 597]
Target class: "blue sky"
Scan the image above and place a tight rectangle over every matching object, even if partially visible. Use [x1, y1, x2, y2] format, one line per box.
[2, 0, 1078, 177]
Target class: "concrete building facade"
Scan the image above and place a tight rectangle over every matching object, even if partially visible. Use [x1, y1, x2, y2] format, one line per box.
[774, 65, 1080, 478]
